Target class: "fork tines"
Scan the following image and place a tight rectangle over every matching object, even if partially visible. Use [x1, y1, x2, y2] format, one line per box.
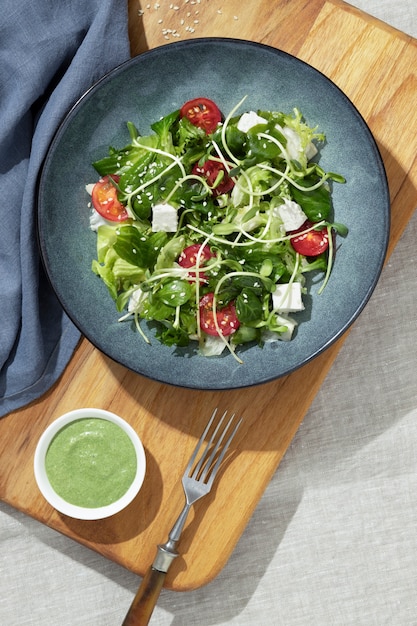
[186, 409, 242, 486]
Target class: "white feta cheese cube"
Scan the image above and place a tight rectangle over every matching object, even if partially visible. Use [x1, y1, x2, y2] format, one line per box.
[151, 203, 178, 232]
[199, 334, 227, 357]
[272, 282, 305, 313]
[89, 209, 111, 232]
[275, 314, 298, 341]
[237, 111, 268, 133]
[279, 126, 301, 160]
[275, 199, 307, 232]
[278, 126, 317, 161]
[263, 314, 298, 342]
[305, 141, 318, 160]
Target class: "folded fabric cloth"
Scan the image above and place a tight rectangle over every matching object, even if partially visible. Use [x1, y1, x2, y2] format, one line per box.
[0, 0, 131, 418]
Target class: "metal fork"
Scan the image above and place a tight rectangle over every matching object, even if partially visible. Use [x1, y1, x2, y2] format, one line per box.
[122, 409, 242, 626]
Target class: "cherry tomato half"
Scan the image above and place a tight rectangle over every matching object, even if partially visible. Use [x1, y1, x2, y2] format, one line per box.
[180, 97, 222, 134]
[178, 244, 215, 283]
[192, 160, 235, 197]
[92, 175, 129, 222]
[290, 221, 329, 256]
[199, 292, 240, 337]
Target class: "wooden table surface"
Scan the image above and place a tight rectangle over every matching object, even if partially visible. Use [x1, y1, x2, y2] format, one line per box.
[1, 0, 417, 592]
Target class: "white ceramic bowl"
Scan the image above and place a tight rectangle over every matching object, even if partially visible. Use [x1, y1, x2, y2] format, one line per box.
[34, 408, 146, 520]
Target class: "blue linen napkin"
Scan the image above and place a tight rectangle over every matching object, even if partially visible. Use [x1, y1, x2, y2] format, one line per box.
[0, 0, 131, 417]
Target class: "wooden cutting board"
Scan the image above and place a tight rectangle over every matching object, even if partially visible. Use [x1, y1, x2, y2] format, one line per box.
[1, 0, 417, 592]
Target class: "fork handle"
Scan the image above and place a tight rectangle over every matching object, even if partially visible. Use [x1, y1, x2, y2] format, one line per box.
[122, 544, 178, 625]
[121, 565, 166, 626]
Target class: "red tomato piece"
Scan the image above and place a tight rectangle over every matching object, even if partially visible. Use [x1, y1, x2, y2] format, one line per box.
[290, 221, 329, 256]
[192, 160, 235, 197]
[91, 175, 129, 222]
[178, 244, 215, 268]
[180, 97, 222, 134]
[178, 244, 215, 283]
[199, 292, 240, 337]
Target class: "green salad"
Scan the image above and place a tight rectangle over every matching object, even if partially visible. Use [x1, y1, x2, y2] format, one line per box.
[87, 96, 347, 363]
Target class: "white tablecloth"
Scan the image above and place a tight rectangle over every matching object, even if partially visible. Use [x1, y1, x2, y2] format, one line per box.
[1, 2, 417, 624]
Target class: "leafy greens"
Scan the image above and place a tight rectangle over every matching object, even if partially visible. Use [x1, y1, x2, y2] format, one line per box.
[88, 97, 347, 363]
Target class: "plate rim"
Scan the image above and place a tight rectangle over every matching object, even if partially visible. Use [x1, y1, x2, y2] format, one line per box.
[37, 37, 390, 390]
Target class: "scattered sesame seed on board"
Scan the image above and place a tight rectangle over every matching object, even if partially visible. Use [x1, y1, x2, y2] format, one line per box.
[137, 1, 239, 41]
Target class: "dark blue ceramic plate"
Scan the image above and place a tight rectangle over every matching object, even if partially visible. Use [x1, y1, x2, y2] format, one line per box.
[38, 38, 389, 390]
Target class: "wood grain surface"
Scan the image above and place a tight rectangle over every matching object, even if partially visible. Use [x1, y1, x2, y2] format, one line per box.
[1, 0, 417, 592]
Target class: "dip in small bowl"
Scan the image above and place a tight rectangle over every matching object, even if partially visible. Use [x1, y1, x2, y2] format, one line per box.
[34, 408, 146, 520]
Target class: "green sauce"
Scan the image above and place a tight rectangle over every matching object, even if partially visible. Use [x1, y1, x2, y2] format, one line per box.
[45, 418, 137, 508]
